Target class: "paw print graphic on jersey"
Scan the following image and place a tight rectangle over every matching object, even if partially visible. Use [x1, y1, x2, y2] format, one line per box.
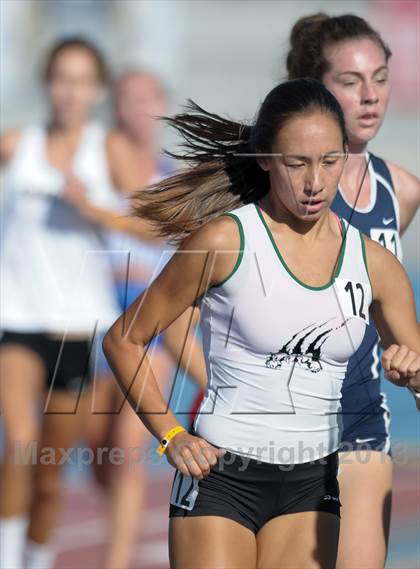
[265, 318, 350, 373]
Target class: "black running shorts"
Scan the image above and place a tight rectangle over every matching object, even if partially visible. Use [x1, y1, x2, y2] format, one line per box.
[169, 449, 340, 534]
[0, 331, 93, 392]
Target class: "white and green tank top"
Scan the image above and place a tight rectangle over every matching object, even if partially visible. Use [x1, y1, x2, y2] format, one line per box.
[195, 203, 372, 464]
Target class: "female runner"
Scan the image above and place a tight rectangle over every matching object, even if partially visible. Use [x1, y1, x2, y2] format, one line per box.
[103, 78, 420, 569]
[0, 37, 205, 569]
[285, 13, 419, 569]
[0, 38, 120, 569]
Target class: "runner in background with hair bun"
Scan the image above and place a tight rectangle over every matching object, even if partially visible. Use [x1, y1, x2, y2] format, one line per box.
[285, 12, 419, 569]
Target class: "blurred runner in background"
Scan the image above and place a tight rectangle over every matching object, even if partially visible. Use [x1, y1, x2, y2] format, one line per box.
[0, 42, 206, 567]
[0, 38, 121, 569]
[85, 70, 207, 569]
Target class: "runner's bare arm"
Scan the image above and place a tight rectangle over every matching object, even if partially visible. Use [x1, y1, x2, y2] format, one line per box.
[366, 236, 420, 390]
[61, 170, 161, 241]
[387, 162, 420, 235]
[102, 215, 240, 440]
[102, 131, 162, 241]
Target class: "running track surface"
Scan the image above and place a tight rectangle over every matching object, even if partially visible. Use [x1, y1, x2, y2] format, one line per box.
[54, 457, 419, 569]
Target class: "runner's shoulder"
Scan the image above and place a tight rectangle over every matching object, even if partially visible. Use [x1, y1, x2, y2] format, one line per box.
[386, 161, 419, 202]
[183, 213, 242, 255]
[0, 129, 22, 165]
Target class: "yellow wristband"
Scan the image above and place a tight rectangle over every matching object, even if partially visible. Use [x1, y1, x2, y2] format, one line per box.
[156, 425, 186, 456]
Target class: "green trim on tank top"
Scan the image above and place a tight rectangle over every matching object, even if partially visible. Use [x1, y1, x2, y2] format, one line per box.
[254, 203, 347, 291]
[213, 212, 245, 288]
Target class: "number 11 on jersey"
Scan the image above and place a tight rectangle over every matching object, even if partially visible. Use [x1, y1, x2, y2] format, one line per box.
[370, 228, 402, 261]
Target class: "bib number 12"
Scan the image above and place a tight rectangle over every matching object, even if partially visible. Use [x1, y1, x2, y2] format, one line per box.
[344, 281, 366, 320]
[335, 278, 370, 324]
[170, 470, 199, 511]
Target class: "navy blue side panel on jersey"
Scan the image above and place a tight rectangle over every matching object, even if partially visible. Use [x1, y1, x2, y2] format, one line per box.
[331, 153, 398, 433]
[369, 153, 394, 189]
